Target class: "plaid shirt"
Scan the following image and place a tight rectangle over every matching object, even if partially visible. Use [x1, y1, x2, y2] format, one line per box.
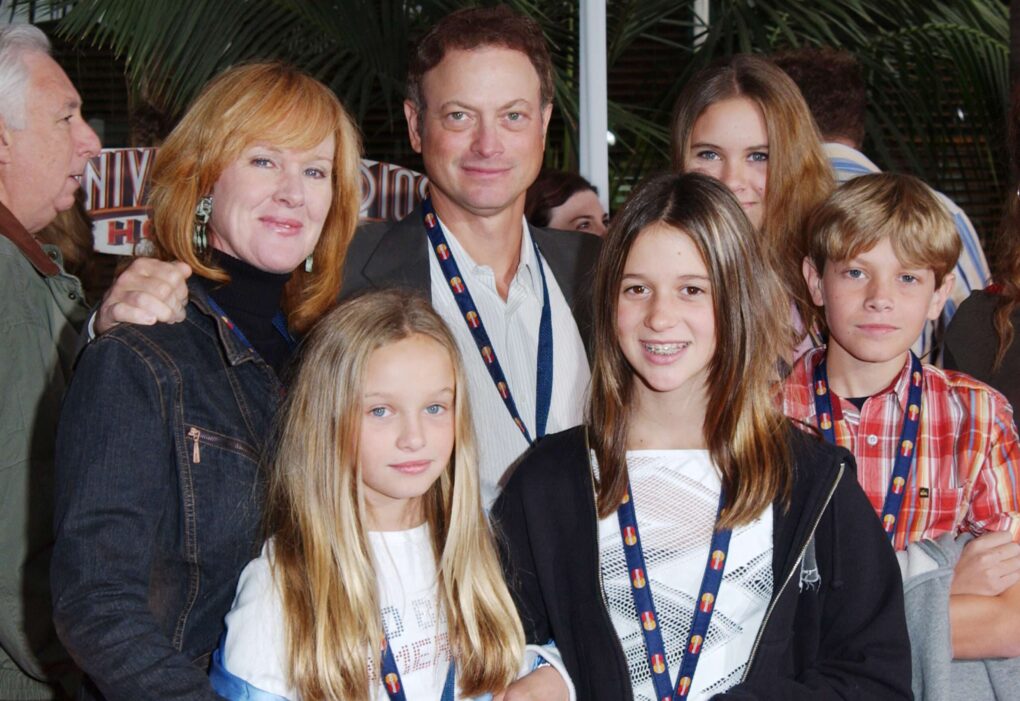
[784, 347, 1020, 550]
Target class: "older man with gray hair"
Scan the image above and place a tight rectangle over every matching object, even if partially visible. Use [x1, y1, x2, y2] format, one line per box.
[0, 23, 100, 699]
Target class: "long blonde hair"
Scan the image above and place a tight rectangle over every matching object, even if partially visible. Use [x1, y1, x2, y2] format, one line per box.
[671, 54, 834, 339]
[589, 173, 792, 527]
[264, 290, 524, 699]
[147, 62, 362, 333]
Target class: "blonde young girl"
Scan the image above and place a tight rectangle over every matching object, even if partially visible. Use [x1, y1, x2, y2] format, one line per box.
[493, 173, 910, 700]
[210, 290, 571, 700]
[671, 54, 834, 347]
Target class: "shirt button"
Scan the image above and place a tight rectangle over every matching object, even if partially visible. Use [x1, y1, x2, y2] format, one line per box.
[68, 292, 77, 301]
[47, 250, 57, 260]
[866, 434, 878, 446]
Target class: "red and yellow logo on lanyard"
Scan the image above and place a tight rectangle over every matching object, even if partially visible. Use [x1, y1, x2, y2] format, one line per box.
[379, 634, 455, 701]
[384, 674, 400, 694]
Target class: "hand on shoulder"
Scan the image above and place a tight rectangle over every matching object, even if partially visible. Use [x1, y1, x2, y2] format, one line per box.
[95, 258, 192, 334]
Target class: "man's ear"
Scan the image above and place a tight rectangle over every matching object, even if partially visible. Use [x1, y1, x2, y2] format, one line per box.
[927, 271, 956, 322]
[0, 115, 12, 166]
[540, 102, 553, 138]
[802, 256, 825, 307]
[404, 100, 423, 154]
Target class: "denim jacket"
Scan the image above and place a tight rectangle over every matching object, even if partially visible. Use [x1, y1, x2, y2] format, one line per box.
[52, 278, 283, 701]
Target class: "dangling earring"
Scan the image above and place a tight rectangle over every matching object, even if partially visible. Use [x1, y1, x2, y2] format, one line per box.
[304, 254, 314, 273]
[193, 195, 213, 252]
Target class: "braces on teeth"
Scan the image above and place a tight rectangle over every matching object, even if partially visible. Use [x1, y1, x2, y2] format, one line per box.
[644, 342, 689, 355]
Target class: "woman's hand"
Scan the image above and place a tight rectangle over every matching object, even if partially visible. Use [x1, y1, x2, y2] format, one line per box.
[493, 666, 569, 701]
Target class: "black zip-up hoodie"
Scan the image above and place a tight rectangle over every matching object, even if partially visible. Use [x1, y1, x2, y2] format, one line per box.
[492, 425, 912, 700]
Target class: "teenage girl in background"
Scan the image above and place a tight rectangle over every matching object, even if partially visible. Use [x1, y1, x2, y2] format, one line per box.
[210, 290, 572, 700]
[493, 172, 910, 700]
[671, 54, 834, 352]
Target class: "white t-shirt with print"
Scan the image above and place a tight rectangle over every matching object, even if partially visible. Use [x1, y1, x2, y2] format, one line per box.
[222, 525, 454, 699]
[220, 526, 576, 700]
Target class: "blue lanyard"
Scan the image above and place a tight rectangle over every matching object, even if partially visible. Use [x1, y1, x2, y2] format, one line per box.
[618, 482, 732, 700]
[380, 635, 455, 701]
[422, 198, 553, 443]
[812, 352, 923, 541]
[204, 295, 296, 354]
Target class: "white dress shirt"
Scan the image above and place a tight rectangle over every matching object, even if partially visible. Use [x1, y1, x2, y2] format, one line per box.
[429, 217, 590, 507]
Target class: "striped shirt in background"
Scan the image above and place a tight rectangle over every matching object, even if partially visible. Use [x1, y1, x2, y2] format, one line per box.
[823, 143, 992, 365]
[783, 347, 1020, 551]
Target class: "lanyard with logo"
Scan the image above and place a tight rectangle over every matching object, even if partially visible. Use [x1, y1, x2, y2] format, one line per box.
[422, 197, 553, 443]
[618, 482, 732, 700]
[380, 636, 455, 701]
[204, 295, 297, 354]
[812, 351, 923, 540]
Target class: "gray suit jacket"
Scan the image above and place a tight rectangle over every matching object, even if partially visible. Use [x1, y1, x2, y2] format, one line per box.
[340, 205, 601, 354]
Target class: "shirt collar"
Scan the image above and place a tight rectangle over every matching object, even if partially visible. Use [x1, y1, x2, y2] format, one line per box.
[518, 218, 541, 293]
[437, 215, 541, 296]
[806, 346, 914, 417]
[822, 142, 882, 172]
[0, 200, 60, 277]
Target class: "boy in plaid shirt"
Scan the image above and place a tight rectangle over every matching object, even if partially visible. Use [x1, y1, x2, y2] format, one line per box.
[784, 173, 1020, 660]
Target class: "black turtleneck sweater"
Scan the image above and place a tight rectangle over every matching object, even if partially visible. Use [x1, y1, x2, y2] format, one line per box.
[197, 251, 293, 376]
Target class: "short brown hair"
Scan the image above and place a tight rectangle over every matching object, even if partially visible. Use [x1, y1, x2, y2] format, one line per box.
[806, 173, 961, 287]
[406, 5, 554, 114]
[772, 47, 867, 147]
[147, 62, 363, 334]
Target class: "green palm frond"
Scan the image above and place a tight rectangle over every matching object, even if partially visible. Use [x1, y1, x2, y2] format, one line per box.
[6, 0, 1007, 219]
[601, 0, 1008, 209]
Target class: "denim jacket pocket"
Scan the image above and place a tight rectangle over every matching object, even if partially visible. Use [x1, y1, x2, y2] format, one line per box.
[175, 423, 264, 653]
[185, 425, 260, 465]
[180, 423, 263, 536]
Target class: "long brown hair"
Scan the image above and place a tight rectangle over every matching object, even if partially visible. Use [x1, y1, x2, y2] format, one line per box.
[264, 290, 523, 699]
[588, 172, 792, 527]
[147, 62, 362, 333]
[671, 54, 834, 340]
[990, 85, 1020, 369]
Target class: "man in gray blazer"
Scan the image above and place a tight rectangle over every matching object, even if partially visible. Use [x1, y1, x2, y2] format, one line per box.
[340, 6, 600, 507]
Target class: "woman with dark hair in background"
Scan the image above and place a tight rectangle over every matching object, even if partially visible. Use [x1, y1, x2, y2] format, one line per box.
[525, 167, 609, 236]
